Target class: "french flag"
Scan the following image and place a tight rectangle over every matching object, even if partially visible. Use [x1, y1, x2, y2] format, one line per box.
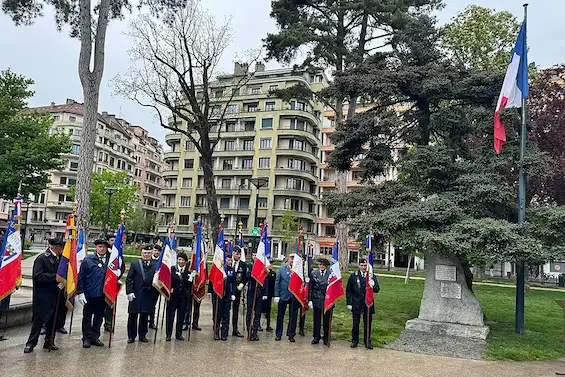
[494, 21, 528, 154]
[104, 224, 125, 308]
[152, 236, 173, 298]
[365, 249, 374, 307]
[239, 230, 246, 262]
[193, 220, 207, 292]
[209, 225, 226, 297]
[324, 240, 345, 313]
[289, 237, 305, 304]
[251, 224, 271, 286]
[301, 253, 312, 315]
[0, 196, 23, 301]
[76, 227, 86, 268]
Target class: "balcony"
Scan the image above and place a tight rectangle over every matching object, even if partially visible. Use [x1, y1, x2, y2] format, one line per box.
[320, 144, 335, 152]
[213, 166, 254, 175]
[47, 201, 74, 208]
[161, 185, 178, 194]
[216, 185, 253, 195]
[214, 147, 256, 156]
[49, 183, 72, 191]
[319, 180, 336, 188]
[273, 188, 317, 201]
[276, 148, 318, 164]
[165, 133, 181, 146]
[274, 167, 317, 182]
[277, 123, 319, 144]
[316, 217, 334, 224]
[143, 191, 161, 201]
[272, 207, 316, 221]
[162, 168, 180, 177]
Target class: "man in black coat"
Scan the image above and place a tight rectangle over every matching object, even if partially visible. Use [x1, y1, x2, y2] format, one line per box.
[231, 247, 247, 337]
[126, 246, 158, 343]
[308, 258, 330, 345]
[346, 258, 380, 349]
[212, 254, 235, 341]
[148, 244, 162, 329]
[246, 252, 266, 341]
[0, 295, 11, 341]
[166, 253, 190, 341]
[24, 238, 65, 353]
[260, 268, 276, 332]
[184, 257, 202, 331]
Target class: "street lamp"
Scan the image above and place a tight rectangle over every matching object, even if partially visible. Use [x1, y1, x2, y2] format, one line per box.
[234, 181, 247, 240]
[103, 187, 118, 237]
[249, 177, 268, 252]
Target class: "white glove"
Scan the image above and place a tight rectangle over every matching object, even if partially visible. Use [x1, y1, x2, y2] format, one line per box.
[308, 301, 313, 309]
[305, 277, 310, 283]
[369, 279, 375, 288]
[262, 296, 268, 300]
[188, 271, 197, 282]
[57, 282, 65, 290]
[274, 297, 280, 303]
[77, 293, 87, 305]
[127, 293, 136, 302]
[230, 295, 236, 301]
[237, 283, 244, 291]
[347, 305, 353, 311]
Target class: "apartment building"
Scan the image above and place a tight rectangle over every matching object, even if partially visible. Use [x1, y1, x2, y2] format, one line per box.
[19, 99, 164, 241]
[160, 63, 328, 256]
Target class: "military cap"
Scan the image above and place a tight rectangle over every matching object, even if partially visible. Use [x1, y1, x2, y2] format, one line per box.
[153, 244, 162, 251]
[94, 239, 111, 247]
[48, 237, 65, 246]
[143, 245, 153, 251]
[177, 252, 188, 261]
[317, 258, 330, 266]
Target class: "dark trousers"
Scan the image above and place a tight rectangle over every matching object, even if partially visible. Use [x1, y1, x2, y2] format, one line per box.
[166, 295, 188, 338]
[232, 291, 243, 332]
[56, 301, 68, 330]
[127, 313, 149, 340]
[299, 312, 306, 333]
[313, 307, 330, 341]
[82, 296, 105, 341]
[185, 298, 201, 327]
[275, 298, 299, 338]
[214, 299, 231, 338]
[26, 303, 56, 348]
[103, 303, 113, 330]
[352, 311, 373, 345]
[246, 299, 261, 335]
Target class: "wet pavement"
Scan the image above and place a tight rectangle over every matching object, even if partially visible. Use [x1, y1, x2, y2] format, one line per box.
[1, 290, 564, 377]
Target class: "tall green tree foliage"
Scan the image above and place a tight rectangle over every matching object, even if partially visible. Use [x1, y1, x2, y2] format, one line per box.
[0, 70, 71, 198]
[273, 209, 300, 253]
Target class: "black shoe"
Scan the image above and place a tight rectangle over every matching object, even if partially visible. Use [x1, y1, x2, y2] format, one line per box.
[266, 326, 273, 332]
[350, 343, 358, 348]
[40, 327, 46, 335]
[182, 325, 189, 331]
[139, 337, 149, 343]
[127, 338, 135, 344]
[0, 335, 8, 341]
[91, 339, 104, 347]
[311, 339, 320, 345]
[214, 335, 220, 340]
[149, 323, 157, 330]
[82, 340, 91, 348]
[258, 326, 263, 332]
[250, 334, 259, 341]
[323, 339, 328, 346]
[24, 346, 34, 353]
[299, 330, 305, 337]
[366, 343, 373, 350]
[176, 335, 185, 341]
[221, 336, 227, 341]
[43, 343, 58, 351]
[233, 330, 244, 338]
[104, 327, 112, 333]
[166, 336, 171, 341]
[275, 336, 281, 341]
[192, 325, 201, 331]
[289, 336, 295, 343]
[56, 327, 68, 334]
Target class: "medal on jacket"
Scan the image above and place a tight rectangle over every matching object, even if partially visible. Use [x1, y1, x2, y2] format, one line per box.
[98, 263, 103, 268]
[176, 272, 181, 276]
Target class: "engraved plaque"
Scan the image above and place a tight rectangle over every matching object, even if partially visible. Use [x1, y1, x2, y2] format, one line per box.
[440, 282, 462, 299]
[435, 264, 457, 282]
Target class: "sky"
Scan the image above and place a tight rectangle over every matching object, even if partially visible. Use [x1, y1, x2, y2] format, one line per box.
[1, 0, 564, 143]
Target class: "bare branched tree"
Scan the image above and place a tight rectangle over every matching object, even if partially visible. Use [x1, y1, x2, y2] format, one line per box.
[113, 0, 261, 231]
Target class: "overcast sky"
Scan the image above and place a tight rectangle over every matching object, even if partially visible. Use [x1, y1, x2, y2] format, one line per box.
[1, 0, 564, 143]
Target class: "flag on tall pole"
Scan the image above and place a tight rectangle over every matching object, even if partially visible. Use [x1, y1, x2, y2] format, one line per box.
[56, 213, 78, 309]
[302, 252, 312, 315]
[493, 20, 528, 154]
[104, 222, 125, 308]
[209, 221, 226, 297]
[365, 249, 374, 307]
[152, 236, 173, 298]
[289, 236, 305, 304]
[76, 227, 86, 267]
[0, 196, 23, 300]
[251, 223, 271, 285]
[239, 229, 246, 262]
[192, 219, 207, 293]
[324, 240, 345, 312]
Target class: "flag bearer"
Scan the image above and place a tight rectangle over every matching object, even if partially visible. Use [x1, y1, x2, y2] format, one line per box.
[274, 254, 299, 342]
[231, 248, 247, 337]
[309, 258, 330, 345]
[166, 253, 190, 341]
[213, 254, 235, 341]
[148, 244, 162, 329]
[246, 253, 265, 341]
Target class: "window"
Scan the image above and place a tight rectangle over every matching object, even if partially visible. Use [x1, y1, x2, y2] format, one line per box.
[215, 89, 224, 98]
[242, 158, 253, 170]
[223, 159, 234, 170]
[224, 140, 235, 151]
[227, 104, 238, 114]
[109, 157, 115, 167]
[259, 138, 272, 149]
[288, 159, 306, 171]
[72, 144, 80, 154]
[314, 110, 321, 119]
[212, 105, 221, 116]
[58, 194, 65, 202]
[179, 215, 191, 225]
[240, 217, 249, 229]
[291, 139, 304, 151]
[269, 85, 279, 91]
[180, 196, 191, 207]
[250, 87, 261, 95]
[325, 225, 336, 237]
[291, 101, 306, 111]
[182, 178, 192, 188]
[290, 119, 306, 131]
[69, 116, 76, 122]
[59, 177, 67, 185]
[68, 178, 77, 186]
[221, 179, 232, 189]
[239, 197, 250, 209]
[315, 74, 323, 83]
[220, 197, 231, 209]
[55, 212, 69, 220]
[52, 115, 60, 121]
[352, 171, 364, 180]
[287, 178, 305, 190]
[257, 197, 268, 208]
[244, 140, 254, 150]
[261, 118, 273, 129]
[184, 159, 194, 169]
[258, 157, 270, 168]
[232, 88, 240, 97]
[246, 103, 258, 112]
[69, 162, 79, 171]
[185, 141, 195, 151]
[265, 102, 275, 111]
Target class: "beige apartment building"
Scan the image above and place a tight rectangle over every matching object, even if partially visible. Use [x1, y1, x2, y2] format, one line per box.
[160, 64, 328, 256]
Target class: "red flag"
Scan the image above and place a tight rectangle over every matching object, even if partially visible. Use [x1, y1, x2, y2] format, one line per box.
[208, 226, 226, 297]
[103, 224, 125, 308]
[289, 238, 305, 304]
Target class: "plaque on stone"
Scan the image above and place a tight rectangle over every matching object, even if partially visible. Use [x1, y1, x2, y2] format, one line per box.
[440, 282, 462, 299]
[435, 264, 457, 281]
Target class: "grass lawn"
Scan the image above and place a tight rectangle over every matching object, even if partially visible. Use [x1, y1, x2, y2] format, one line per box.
[270, 273, 565, 361]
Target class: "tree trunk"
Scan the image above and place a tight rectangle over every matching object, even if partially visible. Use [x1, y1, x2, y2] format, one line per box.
[200, 145, 219, 242]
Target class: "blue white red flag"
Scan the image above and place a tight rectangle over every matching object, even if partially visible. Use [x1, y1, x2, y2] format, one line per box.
[209, 224, 226, 297]
[251, 224, 271, 285]
[153, 236, 173, 298]
[103, 224, 125, 308]
[238, 230, 246, 262]
[365, 249, 374, 307]
[76, 227, 86, 267]
[289, 236, 305, 304]
[0, 197, 23, 300]
[324, 240, 345, 312]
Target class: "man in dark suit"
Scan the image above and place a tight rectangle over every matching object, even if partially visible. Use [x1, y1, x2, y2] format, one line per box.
[231, 247, 247, 337]
[346, 258, 380, 349]
[274, 254, 299, 342]
[212, 254, 235, 341]
[309, 258, 330, 345]
[246, 252, 265, 341]
[76, 239, 112, 348]
[148, 244, 162, 329]
[260, 268, 276, 332]
[126, 246, 158, 343]
[24, 238, 65, 353]
[184, 257, 203, 331]
[166, 253, 190, 341]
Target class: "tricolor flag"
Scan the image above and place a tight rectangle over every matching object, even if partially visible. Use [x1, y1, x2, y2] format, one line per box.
[0, 197, 23, 301]
[170, 233, 178, 263]
[494, 21, 528, 154]
[301, 253, 311, 315]
[56, 214, 78, 309]
[209, 224, 226, 297]
[365, 249, 374, 307]
[251, 224, 271, 286]
[103, 224, 125, 308]
[289, 237, 305, 304]
[192, 220, 207, 299]
[239, 230, 246, 262]
[76, 227, 86, 267]
[324, 240, 345, 313]
[152, 237, 173, 298]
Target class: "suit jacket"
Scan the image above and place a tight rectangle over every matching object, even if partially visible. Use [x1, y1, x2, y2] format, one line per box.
[170, 265, 190, 299]
[32, 250, 61, 311]
[126, 259, 159, 314]
[77, 253, 109, 299]
[222, 266, 235, 301]
[275, 264, 292, 301]
[346, 270, 380, 314]
[309, 269, 329, 309]
[246, 263, 265, 306]
[232, 259, 247, 288]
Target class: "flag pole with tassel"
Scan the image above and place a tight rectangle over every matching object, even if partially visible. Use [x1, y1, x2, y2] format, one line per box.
[108, 208, 125, 348]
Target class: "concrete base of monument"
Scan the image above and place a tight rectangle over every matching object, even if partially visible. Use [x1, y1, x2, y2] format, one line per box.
[405, 318, 489, 340]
